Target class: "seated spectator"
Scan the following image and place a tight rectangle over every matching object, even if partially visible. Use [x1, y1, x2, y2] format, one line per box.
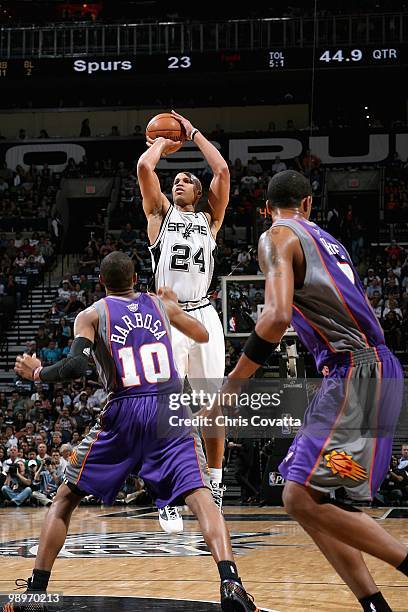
[55, 316, 72, 347]
[4, 425, 18, 449]
[78, 274, 92, 294]
[236, 249, 251, 270]
[51, 450, 66, 478]
[63, 293, 85, 317]
[110, 126, 120, 137]
[8, 390, 29, 415]
[79, 247, 97, 275]
[119, 223, 138, 249]
[57, 280, 73, 304]
[34, 326, 50, 351]
[383, 297, 402, 320]
[382, 311, 401, 350]
[31, 246, 45, 268]
[240, 171, 258, 190]
[40, 340, 62, 365]
[100, 238, 116, 258]
[116, 161, 129, 178]
[363, 267, 381, 288]
[89, 282, 105, 302]
[383, 270, 400, 299]
[398, 443, 408, 470]
[51, 431, 63, 449]
[31, 458, 61, 506]
[247, 156, 263, 176]
[1, 457, 32, 507]
[59, 444, 72, 472]
[369, 292, 383, 318]
[230, 158, 245, 184]
[14, 252, 27, 270]
[52, 394, 66, 417]
[271, 156, 287, 175]
[55, 407, 77, 443]
[36, 442, 49, 462]
[378, 455, 408, 505]
[366, 278, 383, 299]
[13, 412, 26, 433]
[62, 338, 73, 357]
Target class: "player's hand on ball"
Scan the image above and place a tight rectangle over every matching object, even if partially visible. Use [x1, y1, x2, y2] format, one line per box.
[157, 286, 178, 303]
[146, 135, 183, 156]
[14, 352, 41, 380]
[171, 110, 196, 140]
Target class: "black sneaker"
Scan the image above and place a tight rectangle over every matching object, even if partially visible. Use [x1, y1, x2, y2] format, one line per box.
[2, 579, 48, 612]
[220, 579, 259, 611]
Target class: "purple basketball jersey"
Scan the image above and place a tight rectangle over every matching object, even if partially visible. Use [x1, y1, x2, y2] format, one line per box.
[273, 218, 385, 370]
[92, 293, 181, 397]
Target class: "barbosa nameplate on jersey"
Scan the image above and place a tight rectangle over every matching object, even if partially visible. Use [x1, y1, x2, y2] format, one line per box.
[110, 312, 167, 345]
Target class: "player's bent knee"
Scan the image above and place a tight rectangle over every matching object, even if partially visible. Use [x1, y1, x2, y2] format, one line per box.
[282, 482, 312, 518]
[53, 482, 85, 511]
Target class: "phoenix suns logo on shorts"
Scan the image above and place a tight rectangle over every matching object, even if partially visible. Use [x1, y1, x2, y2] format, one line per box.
[325, 450, 367, 481]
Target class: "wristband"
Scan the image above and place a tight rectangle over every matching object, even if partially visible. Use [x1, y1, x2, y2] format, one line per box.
[33, 366, 43, 381]
[243, 330, 279, 365]
[190, 128, 199, 141]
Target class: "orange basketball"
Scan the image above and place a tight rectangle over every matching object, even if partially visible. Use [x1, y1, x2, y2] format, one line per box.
[146, 113, 186, 142]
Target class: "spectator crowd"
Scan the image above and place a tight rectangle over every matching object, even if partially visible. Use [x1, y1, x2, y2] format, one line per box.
[0, 141, 407, 509]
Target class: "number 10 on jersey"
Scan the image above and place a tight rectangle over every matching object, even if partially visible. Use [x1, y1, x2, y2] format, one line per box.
[118, 343, 171, 387]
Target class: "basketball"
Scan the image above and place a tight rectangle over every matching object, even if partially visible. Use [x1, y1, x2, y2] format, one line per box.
[146, 113, 186, 142]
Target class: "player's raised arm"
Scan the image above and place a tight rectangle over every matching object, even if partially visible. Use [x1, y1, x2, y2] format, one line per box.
[171, 110, 230, 233]
[14, 307, 98, 382]
[228, 226, 296, 379]
[156, 287, 209, 344]
[137, 137, 181, 219]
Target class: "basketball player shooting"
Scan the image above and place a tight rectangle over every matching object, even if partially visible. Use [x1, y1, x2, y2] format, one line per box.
[11, 251, 259, 612]
[137, 110, 229, 533]
[223, 170, 408, 612]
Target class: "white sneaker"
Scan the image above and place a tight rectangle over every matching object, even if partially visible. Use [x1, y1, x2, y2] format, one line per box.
[210, 480, 226, 512]
[158, 505, 183, 534]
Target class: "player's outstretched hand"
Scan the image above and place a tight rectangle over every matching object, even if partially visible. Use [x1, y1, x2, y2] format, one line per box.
[157, 286, 178, 303]
[15, 352, 41, 380]
[171, 110, 196, 140]
[146, 135, 183, 156]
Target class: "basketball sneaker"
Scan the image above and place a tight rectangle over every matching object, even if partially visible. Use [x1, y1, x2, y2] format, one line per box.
[210, 480, 226, 512]
[2, 579, 48, 612]
[220, 579, 259, 611]
[158, 505, 183, 534]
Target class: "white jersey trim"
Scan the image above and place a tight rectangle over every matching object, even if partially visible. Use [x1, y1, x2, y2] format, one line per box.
[148, 203, 173, 249]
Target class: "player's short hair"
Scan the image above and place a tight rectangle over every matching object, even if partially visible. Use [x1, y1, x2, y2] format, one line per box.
[100, 251, 135, 291]
[174, 172, 203, 203]
[267, 170, 312, 208]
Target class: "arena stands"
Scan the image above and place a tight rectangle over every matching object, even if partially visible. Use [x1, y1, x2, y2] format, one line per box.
[1, 137, 407, 508]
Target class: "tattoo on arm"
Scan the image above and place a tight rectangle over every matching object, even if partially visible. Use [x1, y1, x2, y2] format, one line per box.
[259, 228, 285, 277]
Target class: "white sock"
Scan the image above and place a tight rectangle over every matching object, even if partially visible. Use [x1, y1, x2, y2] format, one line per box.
[209, 468, 223, 484]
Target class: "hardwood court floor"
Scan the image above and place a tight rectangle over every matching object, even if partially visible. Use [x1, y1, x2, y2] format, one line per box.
[0, 505, 407, 611]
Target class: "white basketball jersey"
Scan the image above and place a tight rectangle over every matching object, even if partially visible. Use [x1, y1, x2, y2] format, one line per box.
[149, 205, 216, 309]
